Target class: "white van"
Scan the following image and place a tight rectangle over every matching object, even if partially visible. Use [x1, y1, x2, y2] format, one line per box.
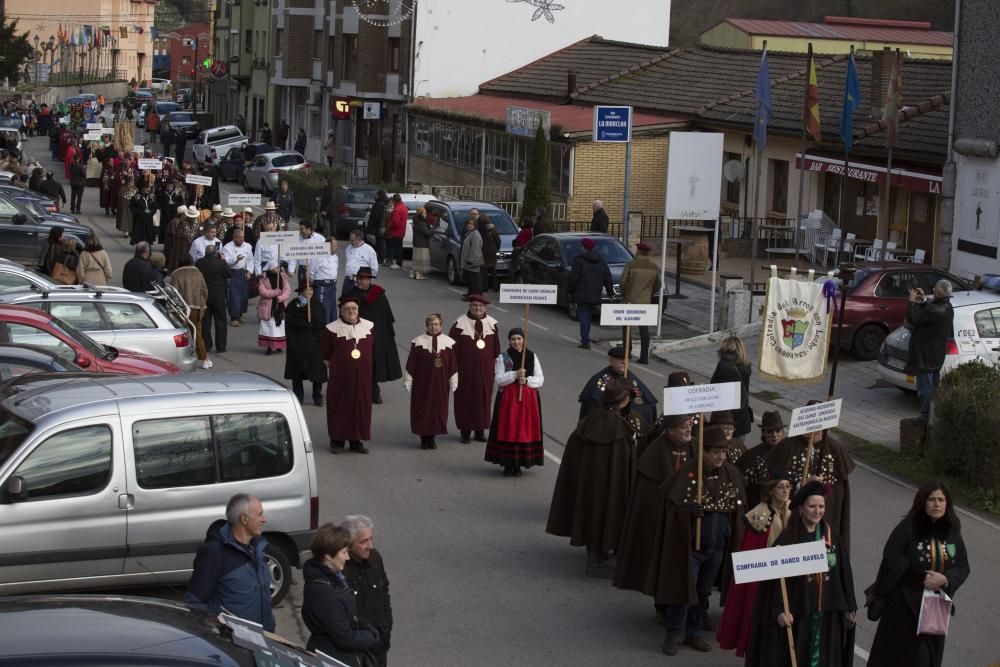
[193, 126, 248, 167]
[0, 372, 318, 602]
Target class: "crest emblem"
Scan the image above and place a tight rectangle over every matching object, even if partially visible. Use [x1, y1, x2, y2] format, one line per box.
[781, 306, 809, 351]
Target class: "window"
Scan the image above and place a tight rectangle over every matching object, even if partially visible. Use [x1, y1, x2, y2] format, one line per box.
[12, 425, 112, 500]
[133, 417, 214, 489]
[313, 30, 322, 57]
[974, 307, 1000, 338]
[99, 303, 155, 330]
[874, 271, 919, 299]
[0, 273, 38, 292]
[47, 302, 106, 332]
[245, 29, 252, 53]
[275, 29, 283, 57]
[341, 34, 357, 81]
[216, 413, 293, 482]
[5, 324, 74, 359]
[388, 37, 400, 73]
[769, 159, 789, 214]
[723, 152, 741, 204]
[327, 36, 336, 70]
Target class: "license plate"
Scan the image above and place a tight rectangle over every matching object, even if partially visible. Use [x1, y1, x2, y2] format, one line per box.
[886, 357, 906, 370]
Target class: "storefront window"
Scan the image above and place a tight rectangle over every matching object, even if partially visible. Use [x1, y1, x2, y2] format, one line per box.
[769, 159, 789, 214]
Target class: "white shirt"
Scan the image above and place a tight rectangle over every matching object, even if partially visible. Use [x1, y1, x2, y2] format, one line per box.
[287, 231, 329, 275]
[311, 254, 339, 281]
[254, 242, 278, 275]
[222, 240, 256, 273]
[344, 242, 379, 279]
[189, 236, 221, 264]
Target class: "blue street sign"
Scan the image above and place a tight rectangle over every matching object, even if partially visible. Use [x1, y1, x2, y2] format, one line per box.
[593, 105, 632, 143]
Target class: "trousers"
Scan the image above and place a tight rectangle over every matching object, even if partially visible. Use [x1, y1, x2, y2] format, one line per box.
[227, 270, 249, 320]
[202, 301, 228, 352]
[621, 325, 650, 359]
[70, 185, 84, 213]
[916, 368, 941, 420]
[663, 548, 724, 641]
[314, 279, 337, 323]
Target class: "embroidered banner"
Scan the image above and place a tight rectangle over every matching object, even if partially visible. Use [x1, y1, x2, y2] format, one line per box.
[758, 273, 833, 383]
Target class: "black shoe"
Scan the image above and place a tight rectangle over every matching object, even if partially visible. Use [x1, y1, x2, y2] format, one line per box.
[474, 430, 487, 443]
[313, 395, 323, 406]
[372, 385, 383, 404]
[420, 441, 429, 450]
[513, 466, 522, 477]
[329, 440, 344, 454]
[460, 431, 471, 444]
[638, 356, 649, 365]
[578, 342, 591, 349]
[429, 439, 438, 449]
[273, 348, 282, 354]
[373, 394, 383, 405]
[503, 467, 513, 477]
[265, 348, 272, 356]
[216, 348, 226, 353]
[350, 441, 370, 454]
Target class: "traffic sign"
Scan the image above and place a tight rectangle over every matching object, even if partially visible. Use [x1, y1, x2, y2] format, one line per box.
[210, 60, 228, 78]
[593, 106, 633, 143]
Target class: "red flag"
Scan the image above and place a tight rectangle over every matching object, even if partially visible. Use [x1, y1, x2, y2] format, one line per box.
[803, 52, 822, 142]
[882, 52, 903, 149]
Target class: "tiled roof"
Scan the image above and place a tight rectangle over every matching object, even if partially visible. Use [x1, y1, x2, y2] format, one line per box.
[478, 35, 671, 100]
[722, 17, 954, 47]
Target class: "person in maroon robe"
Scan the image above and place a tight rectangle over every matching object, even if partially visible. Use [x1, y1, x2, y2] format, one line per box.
[321, 294, 374, 455]
[448, 294, 501, 443]
[404, 313, 458, 450]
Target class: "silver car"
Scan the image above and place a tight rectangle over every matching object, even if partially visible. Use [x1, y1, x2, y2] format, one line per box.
[243, 150, 310, 194]
[0, 286, 197, 372]
[0, 259, 131, 294]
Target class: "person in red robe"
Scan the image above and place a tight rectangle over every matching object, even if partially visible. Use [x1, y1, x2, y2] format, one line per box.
[321, 294, 374, 455]
[57, 126, 69, 162]
[63, 139, 79, 180]
[485, 327, 544, 477]
[448, 294, 501, 443]
[404, 313, 458, 449]
[716, 469, 791, 657]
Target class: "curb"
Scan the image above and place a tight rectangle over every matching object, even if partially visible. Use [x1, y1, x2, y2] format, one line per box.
[650, 321, 759, 356]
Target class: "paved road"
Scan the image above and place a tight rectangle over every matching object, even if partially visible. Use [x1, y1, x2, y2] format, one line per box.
[23, 134, 1000, 666]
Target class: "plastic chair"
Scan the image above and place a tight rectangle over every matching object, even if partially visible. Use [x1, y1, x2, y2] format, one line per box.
[856, 239, 883, 262]
[815, 228, 841, 266]
[883, 241, 897, 261]
[839, 232, 856, 264]
[906, 248, 926, 264]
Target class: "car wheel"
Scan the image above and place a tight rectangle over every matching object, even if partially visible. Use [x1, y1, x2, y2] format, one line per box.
[447, 256, 461, 285]
[851, 323, 885, 361]
[568, 300, 580, 321]
[240, 173, 251, 192]
[263, 542, 292, 605]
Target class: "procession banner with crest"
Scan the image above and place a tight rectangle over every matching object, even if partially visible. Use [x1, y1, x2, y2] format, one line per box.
[758, 268, 834, 383]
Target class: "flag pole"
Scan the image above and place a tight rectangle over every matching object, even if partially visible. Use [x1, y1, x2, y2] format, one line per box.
[748, 41, 768, 321]
[794, 43, 814, 269]
[879, 49, 901, 248]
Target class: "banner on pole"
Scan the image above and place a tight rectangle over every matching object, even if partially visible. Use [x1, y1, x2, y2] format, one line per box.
[758, 272, 833, 382]
[600, 303, 660, 327]
[280, 243, 329, 260]
[665, 132, 725, 220]
[787, 399, 842, 437]
[137, 158, 162, 171]
[732, 540, 829, 584]
[185, 174, 214, 186]
[663, 382, 741, 415]
[499, 284, 558, 305]
[228, 193, 262, 206]
[258, 231, 299, 246]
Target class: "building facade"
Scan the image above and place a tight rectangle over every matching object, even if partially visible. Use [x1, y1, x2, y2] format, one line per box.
[209, 1, 273, 139]
[152, 23, 210, 92]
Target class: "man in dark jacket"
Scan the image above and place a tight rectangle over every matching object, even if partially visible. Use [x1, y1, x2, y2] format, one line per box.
[122, 242, 164, 292]
[568, 237, 613, 349]
[68, 156, 87, 214]
[184, 494, 276, 632]
[277, 120, 290, 150]
[196, 244, 230, 353]
[38, 170, 67, 211]
[590, 199, 609, 233]
[906, 278, 955, 424]
[347, 266, 402, 404]
[367, 190, 390, 264]
[341, 515, 392, 666]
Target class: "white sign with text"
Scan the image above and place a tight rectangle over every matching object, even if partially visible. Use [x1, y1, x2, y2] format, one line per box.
[137, 158, 162, 171]
[82, 132, 103, 142]
[86, 123, 104, 130]
[228, 193, 262, 206]
[787, 398, 843, 438]
[185, 174, 213, 186]
[665, 132, 725, 220]
[499, 284, 559, 305]
[281, 243, 330, 260]
[600, 303, 660, 326]
[663, 381, 741, 415]
[258, 231, 301, 247]
[731, 540, 829, 584]
[132, 144, 145, 155]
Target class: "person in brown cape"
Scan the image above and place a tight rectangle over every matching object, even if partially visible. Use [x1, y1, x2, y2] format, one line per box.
[614, 412, 694, 600]
[321, 294, 374, 455]
[736, 409, 786, 508]
[404, 313, 458, 450]
[708, 410, 748, 466]
[648, 371, 695, 442]
[646, 426, 747, 657]
[448, 294, 501, 443]
[546, 379, 646, 578]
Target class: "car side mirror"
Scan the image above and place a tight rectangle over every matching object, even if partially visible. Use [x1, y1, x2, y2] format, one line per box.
[4, 476, 27, 502]
[12, 214, 27, 225]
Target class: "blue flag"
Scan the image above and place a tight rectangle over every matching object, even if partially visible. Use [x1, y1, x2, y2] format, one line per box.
[839, 52, 861, 151]
[753, 49, 773, 150]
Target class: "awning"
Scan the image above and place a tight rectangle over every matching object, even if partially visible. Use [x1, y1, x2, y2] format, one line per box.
[795, 153, 943, 194]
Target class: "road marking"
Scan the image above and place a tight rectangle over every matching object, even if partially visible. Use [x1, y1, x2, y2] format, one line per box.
[855, 646, 870, 662]
[527, 320, 549, 331]
[544, 450, 562, 464]
[492, 305, 509, 314]
[558, 334, 578, 343]
[449, 287, 464, 295]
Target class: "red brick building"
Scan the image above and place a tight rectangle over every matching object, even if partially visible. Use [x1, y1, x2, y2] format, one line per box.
[152, 22, 210, 92]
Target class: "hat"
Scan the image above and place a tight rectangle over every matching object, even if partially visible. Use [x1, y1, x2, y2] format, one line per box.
[601, 379, 631, 404]
[221, 207, 236, 218]
[709, 410, 735, 426]
[356, 266, 374, 278]
[211, 204, 222, 212]
[703, 425, 731, 450]
[581, 237, 595, 250]
[760, 411, 785, 431]
[791, 480, 828, 508]
[466, 294, 491, 305]
[667, 371, 692, 387]
[607, 346, 627, 360]
[508, 327, 525, 339]
[661, 413, 691, 428]
[338, 294, 361, 307]
[265, 201, 276, 210]
[185, 206, 199, 218]
[176, 204, 187, 214]
[244, 206, 254, 213]
[768, 467, 792, 483]
[636, 242, 652, 252]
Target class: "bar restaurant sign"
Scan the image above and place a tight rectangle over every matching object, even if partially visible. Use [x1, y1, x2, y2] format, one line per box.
[506, 106, 551, 138]
[796, 153, 943, 194]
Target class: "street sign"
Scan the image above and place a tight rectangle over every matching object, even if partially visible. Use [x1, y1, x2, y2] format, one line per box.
[593, 106, 633, 143]
[599, 303, 659, 326]
[505, 106, 551, 138]
[185, 174, 213, 186]
[228, 193, 262, 206]
[210, 60, 228, 78]
[663, 381, 741, 415]
[258, 231, 299, 246]
[499, 284, 559, 305]
[137, 158, 162, 171]
[282, 243, 330, 259]
[787, 399, 843, 438]
[731, 540, 829, 585]
[363, 102, 382, 120]
[665, 132, 725, 220]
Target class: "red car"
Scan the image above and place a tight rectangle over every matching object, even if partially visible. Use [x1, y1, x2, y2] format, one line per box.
[832, 262, 971, 360]
[0, 305, 181, 375]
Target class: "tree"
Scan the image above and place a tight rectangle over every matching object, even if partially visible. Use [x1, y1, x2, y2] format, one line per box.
[0, 10, 33, 86]
[521, 123, 551, 220]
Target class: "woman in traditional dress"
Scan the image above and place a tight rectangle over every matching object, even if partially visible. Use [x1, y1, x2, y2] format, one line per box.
[116, 164, 137, 237]
[867, 481, 970, 667]
[403, 313, 458, 450]
[745, 481, 857, 667]
[99, 158, 115, 216]
[716, 469, 792, 656]
[257, 266, 292, 355]
[485, 327, 545, 476]
[284, 284, 327, 406]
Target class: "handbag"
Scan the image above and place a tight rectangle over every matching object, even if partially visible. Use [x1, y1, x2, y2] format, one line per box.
[51, 261, 76, 285]
[917, 589, 952, 636]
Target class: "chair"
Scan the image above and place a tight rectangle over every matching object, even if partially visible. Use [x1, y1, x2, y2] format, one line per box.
[905, 248, 927, 264]
[857, 239, 883, 262]
[813, 228, 842, 266]
[883, 241, 898, 261]
[839, 232, 856, 264]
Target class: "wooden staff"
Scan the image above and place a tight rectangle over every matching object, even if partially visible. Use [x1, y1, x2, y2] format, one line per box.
[780, 577, 799, 667]
[694, 411, 704, 550]
[306, 259, 312, 322]
[801, 430, 817, 480]
[518, 303, 529, 401]
[623, 325, 631, 379]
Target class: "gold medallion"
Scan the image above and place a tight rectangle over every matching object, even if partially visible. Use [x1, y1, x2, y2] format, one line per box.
[434, 356, 443, 368]
[351, 349, 361, 360]
[634, 397, 644, 405]
[476, 339, 486, 350]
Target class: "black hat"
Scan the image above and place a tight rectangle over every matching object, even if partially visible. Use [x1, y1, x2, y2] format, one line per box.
[790, 480, 828, 508]
[608, 346, 627, 359]
[601, 379, 630, 404]
[703, 425, 730, 450]
[338, 294, 361, 306]
[709, 410, 735, 426]
[760, 411, 785, 431]
[661, 413, 691, 428]
[508, 327, 525, 339]
[667, 371, 692, 387]
[356, 266, 374, 278]
[768, 467, 792, 482]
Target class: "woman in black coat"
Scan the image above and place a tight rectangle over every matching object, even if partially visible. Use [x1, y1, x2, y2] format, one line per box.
[284, 284, 326, 406]
[302, 524, 380, 667]
[867, 481, 970, 667]
[709, 335, 753, 437]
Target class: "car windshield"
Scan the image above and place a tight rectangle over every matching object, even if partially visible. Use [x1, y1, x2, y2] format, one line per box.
[452, 208, 518, 234]
[563, 238, 633, 265]
[0, 195, 40, 224]
[16, 199, 46, 217]
[346, 190, 377, 204]
[0, 408, 33, 468]
[49, 315, 109, 358]
[170, 113, 194, 123]
[272, 154, 304, 168]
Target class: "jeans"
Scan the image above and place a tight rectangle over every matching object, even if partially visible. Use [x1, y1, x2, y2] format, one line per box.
[663, 548, 725, 641]
[621, 325, 650, 359]
[70, 185, 84, 213]
[480, 265, 497, 291]
[465, 269, 484, 295]
[578, 302, 595, 344]
[202, 301, 228, 352]
[227, 270, 249, 320]
[314, 279, 337, 323]
[341, 277, 355, 298]
[50, 141, 58, 160]
[385, 237, 403, 266]
[916, 369, 941, 421]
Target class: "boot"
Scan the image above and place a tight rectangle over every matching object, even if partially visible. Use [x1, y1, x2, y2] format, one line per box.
[372, 383, 383, 405]
[474, 430, 487, 443]
[420, 436, 431, 450]
[460, 431, 471, 444]
[350, 440, 370, 454]
[429, 438, 438, 449]
[329, 440, 345, 454]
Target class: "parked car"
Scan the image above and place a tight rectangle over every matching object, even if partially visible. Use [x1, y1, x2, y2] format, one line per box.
[10, 196, 77, 225]
[0, 259, 128, 294]
[242, 150, 309, 194]
[0, 128, 23, 155]
[425, 200, 519, 284]
[0, 371, 319, 602]
[0, 286, 198, 373]
[362, 193, 435, 252]
[514, 232, 634, 320]
[192, 125, 248, 168]
[0, 185, 58, 213]
[332, 185, 378, 238]
[175, 87, 192, 108]
[218, 142, 274, 182]
[878, 290, 1000, 391]
[0, 343, 87, 380]
[820, 262, 972, 360]
[0, 304, 180, 375]
[166, 110, 199, 139]
[150, 77, 172, 92]
[0, 193, 91, 268]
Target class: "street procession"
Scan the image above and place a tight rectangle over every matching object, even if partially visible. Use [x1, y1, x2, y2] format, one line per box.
[0, 0, 996, 665]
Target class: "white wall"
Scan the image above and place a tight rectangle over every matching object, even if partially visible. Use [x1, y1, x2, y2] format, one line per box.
[950, 154, 1000, 279]
[412, 0, 671, 99]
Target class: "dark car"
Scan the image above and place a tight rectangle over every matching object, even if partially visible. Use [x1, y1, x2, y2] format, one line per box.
[822, 261, 971, 359]
[514, 232, 634, 320]
[11, 196, 79, 225]
[176, 87, 192, 108]
[0, 185, 58, 213]
[0, 193, 92, 267]
[166, 110, 200, 139]
[0, 595, 323, 666]
[333, 185, 378, 238]
[425, 200, 519, 284]
[0, 343, 85, 380]
[218, 142, 275, 182]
